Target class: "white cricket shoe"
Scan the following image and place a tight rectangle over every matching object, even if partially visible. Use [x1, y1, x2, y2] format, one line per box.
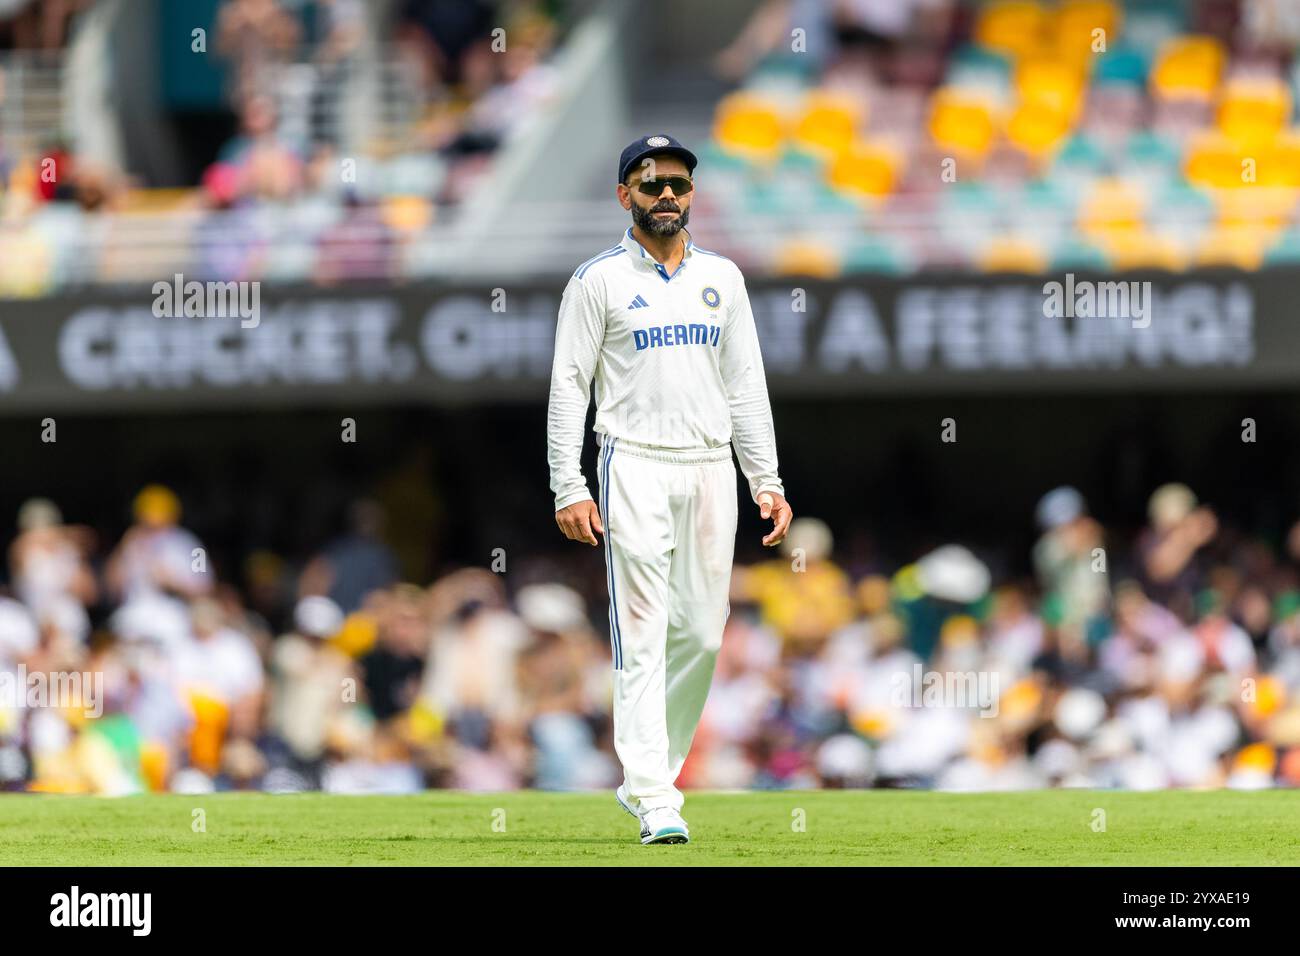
[639, 806, 690, 845]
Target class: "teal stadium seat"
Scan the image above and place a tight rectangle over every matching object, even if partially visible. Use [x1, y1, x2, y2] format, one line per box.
[1049, 238, 1112, 271]
[1123, 0, 1189, 60]
[842, 236, 909, 275]
[1093, 46, 1150, 88]
[945, 44, 1013, 96]
[1264, 229, 1300, 265]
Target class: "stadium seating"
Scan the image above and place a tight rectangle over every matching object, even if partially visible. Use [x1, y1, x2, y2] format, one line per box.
[5, 0, 1300, 284]
[700, 0, 1300, 276]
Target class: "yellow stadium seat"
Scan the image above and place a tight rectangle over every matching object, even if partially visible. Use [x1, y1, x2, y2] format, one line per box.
[1103, 229, 1186, 270]
[1215, 187, 1297, 234]
[1195, 227, 1267, 269]
[1006, 99, 1076, 158]
[975, 1, 1048, 59]
[713, 92, 787, 160]
[928, 87, 999, 158]
[792, 91, 862, 157]
[1016, 57, 1086, 116]
[1078, 179, 1145, 239]
[1185, 132, 1251, 189]
[1052, 0, 1122, 67]
[979, 236, 1049, 272]
[773, 240, 841, 278]
[1151, 35, 1226, 101]
[1254, 133, 1300, 187]
[1218, 77, 1292, 147]
[825, 140, 900, 198]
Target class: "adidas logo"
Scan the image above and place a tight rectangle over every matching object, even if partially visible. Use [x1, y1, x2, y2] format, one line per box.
[628, 294, 650, 310]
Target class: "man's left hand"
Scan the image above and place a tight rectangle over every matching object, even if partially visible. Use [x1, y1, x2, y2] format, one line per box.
[758, 492, 792, 548]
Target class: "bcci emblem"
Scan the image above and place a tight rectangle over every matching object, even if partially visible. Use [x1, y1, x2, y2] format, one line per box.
[701, 286, 721, 310]
[646, 135, 671, 147]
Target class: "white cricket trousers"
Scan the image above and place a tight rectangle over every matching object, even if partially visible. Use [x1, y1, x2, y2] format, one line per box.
[596, 433, 738, 812]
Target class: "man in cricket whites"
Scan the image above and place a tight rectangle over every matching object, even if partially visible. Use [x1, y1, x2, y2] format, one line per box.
[547, 134, 792, 844]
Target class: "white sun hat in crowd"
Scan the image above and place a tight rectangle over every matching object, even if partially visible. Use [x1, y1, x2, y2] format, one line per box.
[516, 583, 589, 634]
[779, 516, 834, 561]
[1054, 687, 1107, 740]
[294, 595, 345, 639]
[916, 544, 991, 604]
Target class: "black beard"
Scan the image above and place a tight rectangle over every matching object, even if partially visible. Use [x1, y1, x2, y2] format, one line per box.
[631, 199, 689, 237]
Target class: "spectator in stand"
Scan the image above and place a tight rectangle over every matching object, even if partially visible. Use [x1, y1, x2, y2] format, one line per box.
[359, 583, 429, 723]
[313, 190, 396, 284]
[105, 485, 213, 605]
[451, 9, 558, 152]
[7, 475, 1300, 795]
[216, 0, 303, 104]
[214, 95, 305, 202]
[741, 517, 857, 652]
[395, 0, 495, 95]
[713, 0, 837, 81]
[194, 161, 269, 281]
[268, 595, 354, 782]
[0, 1, 28, 49]
[515, 583, 616, 790]
[299, 499, 400, 613]
[420, 570, 522, 730]
[8, 498, 95, 645]
[314, 0, 364, 66]
[32, 138, 70, 202]
[173, 597, 265, 778]
[1136, 483, 1219, 621]
[0, 0, 90, 51]
[1032, 485, 1110, 645]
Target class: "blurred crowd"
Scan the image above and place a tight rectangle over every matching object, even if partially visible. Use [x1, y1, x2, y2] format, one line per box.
[0, 0, 87, 51]
[16, 0, 1300, 287]
[3, 476, 1300, 795]
[0, 0, 561, 294]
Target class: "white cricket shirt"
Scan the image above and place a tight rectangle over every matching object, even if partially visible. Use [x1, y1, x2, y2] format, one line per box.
[548, 227, 785, 511]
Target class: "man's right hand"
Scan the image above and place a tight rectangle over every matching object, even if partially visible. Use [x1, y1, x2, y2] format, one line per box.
[555, 499, 604, 546]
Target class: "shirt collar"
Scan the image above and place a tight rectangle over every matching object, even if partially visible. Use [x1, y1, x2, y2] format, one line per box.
[620, 227, 694, 274]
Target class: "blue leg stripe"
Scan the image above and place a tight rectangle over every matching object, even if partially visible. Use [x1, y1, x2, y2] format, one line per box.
[600, 439, 616, 665]
[602, 438, 622, 670]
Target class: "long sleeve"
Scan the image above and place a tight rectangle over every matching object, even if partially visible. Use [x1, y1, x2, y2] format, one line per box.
[719, 274, 784, 503]
[547, 274, 606, 511]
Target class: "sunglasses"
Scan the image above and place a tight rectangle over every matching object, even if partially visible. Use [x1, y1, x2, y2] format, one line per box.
[631, 176, 694, 197]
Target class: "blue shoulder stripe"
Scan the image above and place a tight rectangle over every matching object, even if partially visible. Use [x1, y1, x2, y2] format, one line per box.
[576, 245, 619, 271]
[692, 246, 732, 262]
[575, 246, 625, 279]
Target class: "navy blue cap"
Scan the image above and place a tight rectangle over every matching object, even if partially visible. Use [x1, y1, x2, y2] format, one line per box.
[617, 134, 698, 185]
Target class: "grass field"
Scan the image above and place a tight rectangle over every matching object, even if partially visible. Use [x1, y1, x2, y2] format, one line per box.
[1, 790, 1297, 866]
